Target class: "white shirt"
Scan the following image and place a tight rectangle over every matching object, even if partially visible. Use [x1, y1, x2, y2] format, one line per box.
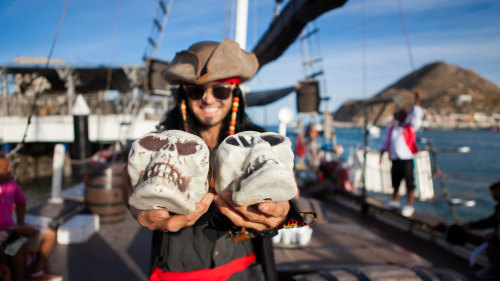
[407, 105, 426, 132]
[381, 105, 425, 160]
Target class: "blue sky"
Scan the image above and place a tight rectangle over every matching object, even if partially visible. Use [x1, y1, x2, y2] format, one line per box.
[1, 0, 499, 125]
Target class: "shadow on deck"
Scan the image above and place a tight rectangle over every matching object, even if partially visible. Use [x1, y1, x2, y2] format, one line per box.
[47, 212, 151, 281]
[38, 194, 478, 281]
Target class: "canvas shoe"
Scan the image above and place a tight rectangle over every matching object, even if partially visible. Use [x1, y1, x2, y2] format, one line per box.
[401, 205, 415, 217]
[29, 272, 63, 281]
[383, 200, 401, 210]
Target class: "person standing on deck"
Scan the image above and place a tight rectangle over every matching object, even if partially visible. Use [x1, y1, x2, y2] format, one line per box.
[123, 39, 303, 281]
[0, 154, 62, 281]
[380, 88, 426, 217]
[305, 124, 322, 174]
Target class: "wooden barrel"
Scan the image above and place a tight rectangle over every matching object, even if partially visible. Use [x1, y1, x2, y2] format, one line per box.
[84, 162, 126, 224]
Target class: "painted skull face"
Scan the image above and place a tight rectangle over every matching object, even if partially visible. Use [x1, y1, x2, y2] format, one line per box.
[127, 130, 210, 214]
[215, 131, 297, 206]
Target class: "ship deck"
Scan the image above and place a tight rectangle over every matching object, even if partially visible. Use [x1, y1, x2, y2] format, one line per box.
[28, 194, 481, 281]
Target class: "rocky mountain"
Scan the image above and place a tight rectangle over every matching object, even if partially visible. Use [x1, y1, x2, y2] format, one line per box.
[333, 61, 500, 124]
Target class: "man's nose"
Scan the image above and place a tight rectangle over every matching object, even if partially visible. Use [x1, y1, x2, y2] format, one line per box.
[202, 88, 217, 103]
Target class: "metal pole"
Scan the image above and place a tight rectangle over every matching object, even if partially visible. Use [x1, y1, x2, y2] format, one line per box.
[361, 104, 370, 214]
[235, 0, 248, 50]
[72, 95, 91, 182]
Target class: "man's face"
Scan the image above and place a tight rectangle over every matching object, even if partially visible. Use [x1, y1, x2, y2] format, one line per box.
[0, 158, 12, 183]
[185, 82, 234, 129]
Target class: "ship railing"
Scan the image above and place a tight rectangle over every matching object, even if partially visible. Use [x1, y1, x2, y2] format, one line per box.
[1, 93, 169, 119]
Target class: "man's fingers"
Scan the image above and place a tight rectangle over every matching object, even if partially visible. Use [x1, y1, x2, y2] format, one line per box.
[163, 203, 208, 231]
[132, 192, 213, 232]
[216, 198, 269, 231]
[201, 192, 215, 206]
[137, 209, 171, 230]
[220, 192, 287, 220]
[216, 194, 277, 231]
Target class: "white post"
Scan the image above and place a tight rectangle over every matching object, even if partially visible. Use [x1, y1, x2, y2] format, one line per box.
[278, 107, 295, 136]
[278, 122, 287, 136]
[235, 0, 248, 50]
[49, 143, 66, 204]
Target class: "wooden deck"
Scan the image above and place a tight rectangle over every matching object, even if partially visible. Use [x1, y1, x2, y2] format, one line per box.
[26, 193, 480, 281]
[45, 212, 151, 281]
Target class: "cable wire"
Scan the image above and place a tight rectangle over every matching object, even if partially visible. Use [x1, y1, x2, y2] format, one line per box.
[397, 0, 416, 83]
[8, 0, 70, 158]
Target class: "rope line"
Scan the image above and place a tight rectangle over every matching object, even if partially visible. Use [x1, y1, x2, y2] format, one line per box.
[397, 0, 416, 82]
[105, 0, 121, 92]
[361, 0, 367, 98]
[8, 0, 71, 159]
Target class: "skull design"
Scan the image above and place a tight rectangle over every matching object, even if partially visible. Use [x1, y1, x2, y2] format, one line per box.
[215, 131, 297, 206]
[127, 130, 210, 214]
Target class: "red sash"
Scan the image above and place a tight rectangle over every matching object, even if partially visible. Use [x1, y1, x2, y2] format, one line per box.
[149, 253, 256, 281]
[387, 124, 418, 158]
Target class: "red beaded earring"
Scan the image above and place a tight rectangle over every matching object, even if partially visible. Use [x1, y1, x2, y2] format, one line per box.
[180, 99, 188, 132]
[229, 95, 239, 136]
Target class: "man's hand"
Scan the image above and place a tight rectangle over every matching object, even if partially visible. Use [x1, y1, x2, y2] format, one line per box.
[413, 87, 421, 106]
[15, 224, 39, 238]
[214, 192, 290, 231]
[131, 193, 213, 232]
[0, 230, 7, 244]
[122, 166, 213, 232]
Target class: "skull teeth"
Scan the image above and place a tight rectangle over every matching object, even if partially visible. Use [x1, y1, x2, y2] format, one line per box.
[143, 164, 187, 193]
[244, 158, 280, 179]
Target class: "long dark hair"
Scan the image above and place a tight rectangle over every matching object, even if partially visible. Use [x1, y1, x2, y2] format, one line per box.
[158, 85, 265, 144]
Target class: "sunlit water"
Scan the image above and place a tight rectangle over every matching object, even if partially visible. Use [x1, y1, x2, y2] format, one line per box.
[310, 128, 500, 223]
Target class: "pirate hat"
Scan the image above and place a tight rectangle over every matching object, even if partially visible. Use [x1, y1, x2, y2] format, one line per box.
[163, 39, 259, 85]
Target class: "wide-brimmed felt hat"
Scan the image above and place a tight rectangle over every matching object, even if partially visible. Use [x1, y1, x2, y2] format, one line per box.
[162, 38, 259, 85]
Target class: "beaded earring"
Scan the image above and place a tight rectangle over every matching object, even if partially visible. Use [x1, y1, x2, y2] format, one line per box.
[180, 99, 188, 132]
[229, 95, 239, 136]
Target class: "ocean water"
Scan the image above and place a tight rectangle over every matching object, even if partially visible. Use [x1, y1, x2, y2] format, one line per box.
[287, 127, 500, 223]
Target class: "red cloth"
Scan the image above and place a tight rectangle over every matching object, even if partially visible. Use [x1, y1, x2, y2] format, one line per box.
[388, 124, 418, 157]
[149, 253, 256, 281]
[215, 77, 241, 85]
[295, 135, 306, 158]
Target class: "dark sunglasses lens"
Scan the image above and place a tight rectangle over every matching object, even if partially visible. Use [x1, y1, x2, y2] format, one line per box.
[185, 86, 205, 100]
[212, 86, 232, 100]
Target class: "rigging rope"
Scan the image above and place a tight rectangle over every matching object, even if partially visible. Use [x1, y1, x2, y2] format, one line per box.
[105, 0, 121, 92]
[115, 0, 173, 155]
[8, 0, 70, 159]
[397, 0, 416, 83]
[361, 0, 367, 99]
[99, 0, 121, 153]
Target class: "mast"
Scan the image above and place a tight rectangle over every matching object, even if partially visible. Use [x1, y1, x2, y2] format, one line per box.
[234, 0, 248, 50]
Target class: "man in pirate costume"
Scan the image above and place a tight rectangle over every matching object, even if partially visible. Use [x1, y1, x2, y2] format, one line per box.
[123, 39, 310, 281]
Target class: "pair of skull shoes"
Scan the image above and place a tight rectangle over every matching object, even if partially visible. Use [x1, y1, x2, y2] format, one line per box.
[127, 130, 297, 215]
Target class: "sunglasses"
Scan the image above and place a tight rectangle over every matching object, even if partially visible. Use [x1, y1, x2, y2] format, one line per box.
[183, 83, 235, 100]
